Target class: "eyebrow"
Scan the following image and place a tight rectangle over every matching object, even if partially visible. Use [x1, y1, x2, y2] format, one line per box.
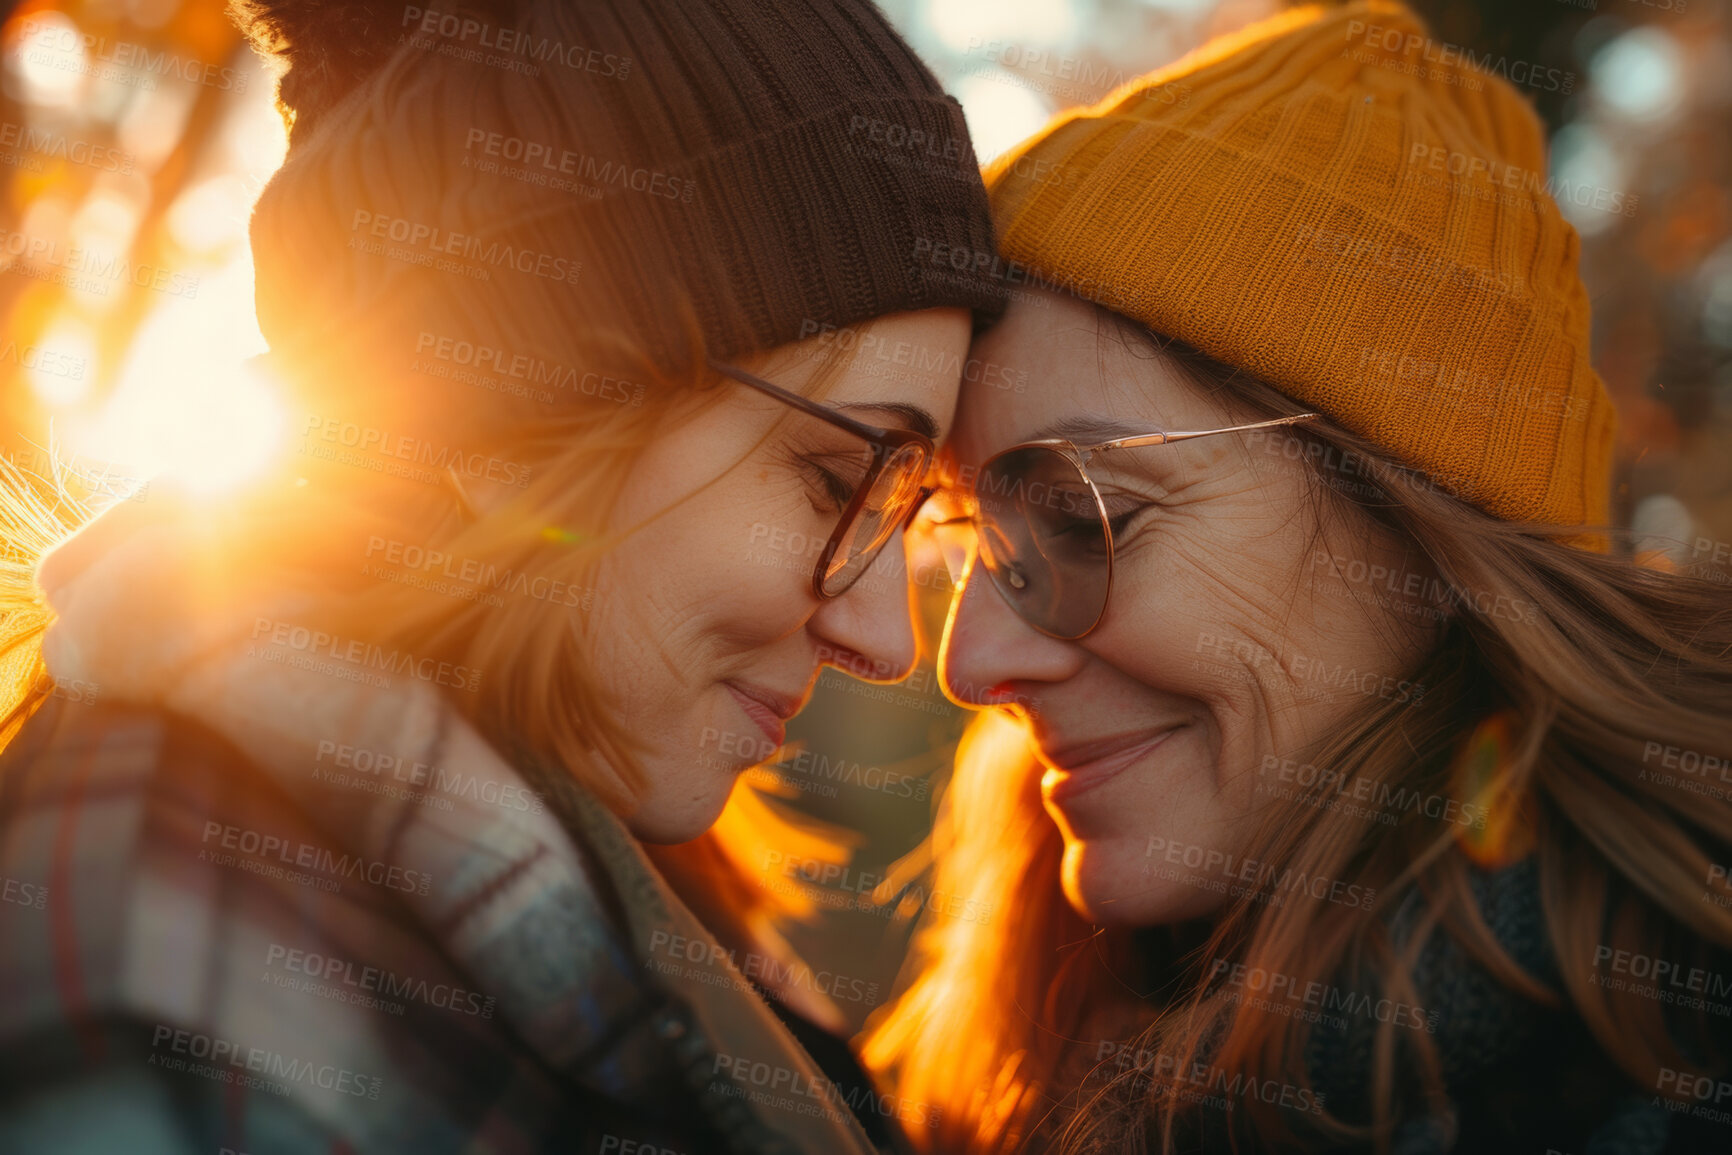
[838, 402, 940, 440]
[1028, 415, 1153, 444]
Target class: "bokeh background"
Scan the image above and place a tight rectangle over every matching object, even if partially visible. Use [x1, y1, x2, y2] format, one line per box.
[1, 0, 1727, 1032]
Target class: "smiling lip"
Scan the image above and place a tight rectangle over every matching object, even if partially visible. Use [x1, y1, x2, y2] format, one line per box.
[1040, 727, 1182, 805]
[724, 681, 800, 748]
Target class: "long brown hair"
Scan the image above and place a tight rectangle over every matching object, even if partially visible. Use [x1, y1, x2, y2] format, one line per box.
[862, 312, 1732, 1152]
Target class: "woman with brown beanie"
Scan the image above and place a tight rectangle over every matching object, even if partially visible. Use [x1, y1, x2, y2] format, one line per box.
[0, 0, 1003, 1152]
[866, 2, 1732, 1153]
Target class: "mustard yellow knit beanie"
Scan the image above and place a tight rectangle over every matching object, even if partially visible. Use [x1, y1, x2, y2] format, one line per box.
[983, 0, 1615, 532]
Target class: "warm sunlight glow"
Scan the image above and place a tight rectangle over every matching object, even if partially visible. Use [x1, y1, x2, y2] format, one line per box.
[953, 71, 1053, 166]
[22, 319, 96, 407]
[5, 11, 86, 111]
[62, 273, 287, 496]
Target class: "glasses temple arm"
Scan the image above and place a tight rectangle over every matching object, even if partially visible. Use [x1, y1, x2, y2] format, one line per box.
[1089, 412, 1323, 452]
[704, 356, 899, 444]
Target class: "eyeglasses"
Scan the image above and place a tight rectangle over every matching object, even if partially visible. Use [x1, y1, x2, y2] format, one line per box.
[940, 413, 1323, 639]
[708, 358, 937, 599]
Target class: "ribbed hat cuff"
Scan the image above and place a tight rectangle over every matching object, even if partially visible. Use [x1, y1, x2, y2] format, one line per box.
[684, 93, 1009, 356]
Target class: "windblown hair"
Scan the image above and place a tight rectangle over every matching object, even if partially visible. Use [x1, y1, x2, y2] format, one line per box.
[863, 310, 1732, 1153]
[0, 0, 859, 971]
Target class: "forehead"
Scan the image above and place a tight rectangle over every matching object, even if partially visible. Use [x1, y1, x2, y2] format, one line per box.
[766, 309, 971, 439]
[954, 290, 1224, 458]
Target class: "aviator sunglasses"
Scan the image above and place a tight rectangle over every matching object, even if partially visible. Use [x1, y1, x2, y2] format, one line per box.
[934, 413, 1323, 639]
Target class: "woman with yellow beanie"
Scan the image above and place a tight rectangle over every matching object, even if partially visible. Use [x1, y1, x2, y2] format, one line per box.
[866, 2, 1731, 1152]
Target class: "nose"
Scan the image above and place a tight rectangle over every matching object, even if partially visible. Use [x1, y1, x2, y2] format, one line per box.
[807, 538, 919, 683]
[939, 542, 1081, 711]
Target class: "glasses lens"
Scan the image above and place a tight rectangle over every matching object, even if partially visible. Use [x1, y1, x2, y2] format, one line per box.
[919, 495, 974, 588]
[821, 442, 930, 597]
[973, 445, 1110, 639]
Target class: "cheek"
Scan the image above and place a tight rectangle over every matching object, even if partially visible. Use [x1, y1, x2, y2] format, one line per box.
[1095, 523, 1294, 699]
[700, 481, 829, 641]
[602, 468, 821, 672]
[1089, 507, 1351, 796]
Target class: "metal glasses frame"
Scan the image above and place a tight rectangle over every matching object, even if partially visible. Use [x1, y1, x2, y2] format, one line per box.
[966, 412, 1324, 639]
[706, 357, 938, 599]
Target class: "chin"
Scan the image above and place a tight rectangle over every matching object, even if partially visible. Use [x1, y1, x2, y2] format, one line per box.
[620, 763, 739, 845]
[627, 799, 730, 844]
[1060, 836, 1227, 926]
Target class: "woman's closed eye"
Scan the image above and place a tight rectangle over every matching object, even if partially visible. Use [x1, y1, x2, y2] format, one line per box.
[795, 448, 870, 515]
[1095, 488, 1157, 537]
[1102, 499, 1154, 537]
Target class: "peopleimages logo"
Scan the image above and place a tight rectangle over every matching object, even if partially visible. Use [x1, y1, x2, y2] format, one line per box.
[794, 320, 1029, 392]
[1208, 957, 1439, 1033]
[264, 944, 497, 1018]
[700, 725, 929, 802]
[302, 413, 533, 487]
[648, 929, 882, 1006]
[0, 339, 88, 381]
[0, 121, 132, 173]
[711, 1053, 941, 1128]
[963, 37, 1192, 109]
[314, 738, 547, 814]
[1096, 1042, 1326, 1116]
[400, 5, 632, 77]
[1255, 755, 1484, 831]
[1408, 143, 1637, 219]
[17, 18, 249, 91]
[463, 129, 695, 201]
[0, 227, 199, 298]
[1342, 18, 1574, 94]
[249, 615, 484, 694]
[361, 536, 595, 611]
[349, 210, 582, 285]
[1192, 631, 1428, 707]
[0, 875, 46, 911]
[1143, 835, 1376, 910]
[848, 114, 975, 166]
[760, 850, 994, 925]
[201, 820, 435, 896]
[413, 330, 644, 404]
[149, 1025, 381, 1099]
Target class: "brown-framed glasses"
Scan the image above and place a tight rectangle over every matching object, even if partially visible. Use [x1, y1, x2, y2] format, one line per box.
[943, 413, 1323, 640]
[708, 357, 937, 599]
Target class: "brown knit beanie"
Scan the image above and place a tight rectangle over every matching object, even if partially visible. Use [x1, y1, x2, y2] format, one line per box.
[238, 0, 1005, 384]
